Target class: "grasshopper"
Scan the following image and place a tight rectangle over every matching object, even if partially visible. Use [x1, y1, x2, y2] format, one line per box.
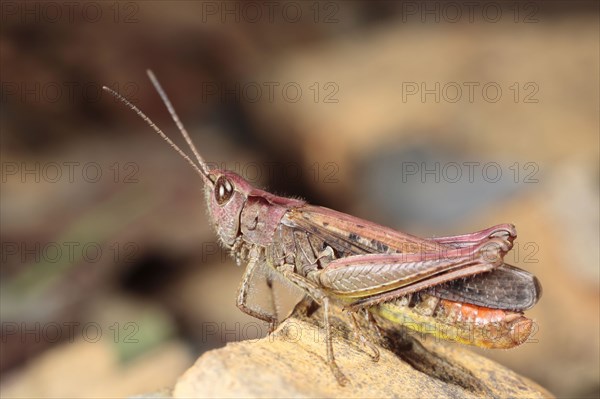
[103, 71, 541, 385]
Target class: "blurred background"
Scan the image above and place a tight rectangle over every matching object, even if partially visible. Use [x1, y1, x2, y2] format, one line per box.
[1, 1, 598, 397]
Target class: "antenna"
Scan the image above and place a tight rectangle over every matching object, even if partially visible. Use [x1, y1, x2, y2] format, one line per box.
[102, 82, 212, 185]
[146, 70, 210, 177]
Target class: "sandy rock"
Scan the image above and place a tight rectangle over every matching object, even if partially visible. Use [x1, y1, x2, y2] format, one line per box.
[173, 302, 552, 398]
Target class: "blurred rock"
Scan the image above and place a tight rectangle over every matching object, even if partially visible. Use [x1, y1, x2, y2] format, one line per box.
[172, 302, 552, 398]
[0, 338, 189, 399]
[249, 13, 598, 217]
[130, 388, 172, 399]
[0, 294, 191, 398]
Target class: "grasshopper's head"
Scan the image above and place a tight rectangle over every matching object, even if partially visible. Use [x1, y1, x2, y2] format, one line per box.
[203, 170, 256, 248]
[204, 169, 304, 248]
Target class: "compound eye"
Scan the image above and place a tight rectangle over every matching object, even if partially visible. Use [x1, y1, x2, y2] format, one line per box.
[215, 176, 234, 205]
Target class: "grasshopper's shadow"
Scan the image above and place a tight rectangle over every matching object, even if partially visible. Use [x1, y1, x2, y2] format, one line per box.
[381, 327, 496, 397]
[297, 299, 496, 397]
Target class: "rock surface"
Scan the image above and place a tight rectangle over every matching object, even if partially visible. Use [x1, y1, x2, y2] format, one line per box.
[173, 302, 552, 398]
